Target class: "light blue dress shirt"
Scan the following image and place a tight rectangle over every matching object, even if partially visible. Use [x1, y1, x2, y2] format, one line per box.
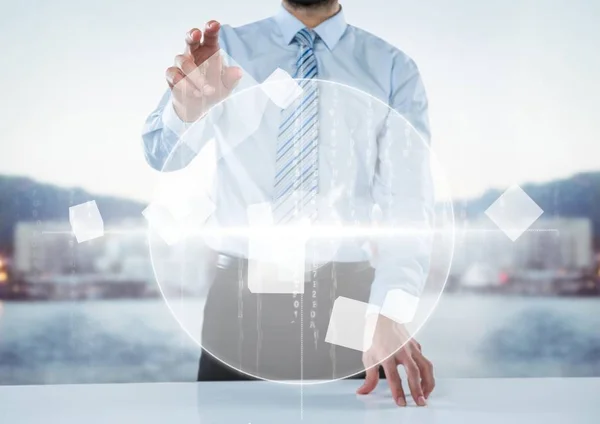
[142, 6, 434, 307]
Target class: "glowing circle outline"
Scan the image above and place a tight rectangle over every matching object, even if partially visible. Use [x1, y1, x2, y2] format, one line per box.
[148, 77, 456, 385]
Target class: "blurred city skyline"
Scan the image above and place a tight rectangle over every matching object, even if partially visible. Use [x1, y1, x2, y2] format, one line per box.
[1, 0, 599, 203]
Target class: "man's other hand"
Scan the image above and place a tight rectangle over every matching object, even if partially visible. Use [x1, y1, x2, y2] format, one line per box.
[357, 315, 435, 407]
[166, 21, 243, 122]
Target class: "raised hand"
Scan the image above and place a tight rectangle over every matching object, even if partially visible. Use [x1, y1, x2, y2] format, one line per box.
[166, 21, 243, 122]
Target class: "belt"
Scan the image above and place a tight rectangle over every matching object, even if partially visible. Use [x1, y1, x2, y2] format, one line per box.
[214, 250, 372, 279]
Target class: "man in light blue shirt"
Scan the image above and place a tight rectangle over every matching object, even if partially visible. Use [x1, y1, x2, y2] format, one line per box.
[143, 0, 435, 406]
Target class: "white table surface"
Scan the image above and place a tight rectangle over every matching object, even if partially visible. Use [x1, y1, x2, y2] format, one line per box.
[1, 378, 599, 423]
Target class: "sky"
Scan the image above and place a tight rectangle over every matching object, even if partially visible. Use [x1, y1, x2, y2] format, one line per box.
[0, 0, 599, 203]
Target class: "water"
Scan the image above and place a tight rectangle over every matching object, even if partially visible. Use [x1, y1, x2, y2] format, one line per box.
[0, 294, 599, 385]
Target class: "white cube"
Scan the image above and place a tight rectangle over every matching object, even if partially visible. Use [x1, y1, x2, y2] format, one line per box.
[325, 296, 378, 352]
[142, 203, 184, 246]
[247, 202, 274, 227]
[155, 187, 193, 221]
[69, 200, 104, 243]
[247, 234, 305, 294]
[380, 289, 420, 324]
[153, 163, 215, 221]
[191, 195, 217, 225]
[143, 192, 215, 247]
[248, 259, 304, 294]
[260, 68, 303, 109]
[485, 184, 544, 241]
[224, 82, 270, 152]
[275, 236, 306, 283]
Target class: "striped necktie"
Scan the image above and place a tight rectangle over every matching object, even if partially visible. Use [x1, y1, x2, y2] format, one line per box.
[273, 28, 320, 224]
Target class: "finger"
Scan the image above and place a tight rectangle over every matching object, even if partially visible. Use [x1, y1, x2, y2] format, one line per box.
[356, 365, 379, 395]
[221, 66, 243, 90]
[202, 20, 220, 47]
[189, 21, 221, 76]
[169, 68, 210, 99]
[185, 28, 202, 56]
[204, 52, 223, 91]
[404, 359, 426, 406]
[174, 54, 211, 93]
[200, 21, 223, 88]
[415, 354, 435, 399]
[171, 77, 203, 100]
[174, 54, 199, 77]
[382, 360, 406, 407]
[165, 66, 185, 90]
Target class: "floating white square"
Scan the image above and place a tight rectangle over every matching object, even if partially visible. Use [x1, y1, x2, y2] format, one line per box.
[380, 289, 420, 324]
[276, 236, 306, 283]
[485, 184, 544, 241]
[247, 202, 274, 227]
[154, 183, 193, 221]
[143, 193, 215, 247]
[260, 68, 303, 109]
[142, 203, 185, 246]
[247, 235, 305, 294]
[247, 259, 304, 294]
[191, 195, 217, 225]
[69, 200, 104, 243]
[221, 83, 270, 154]
[325, 296, 378, 352]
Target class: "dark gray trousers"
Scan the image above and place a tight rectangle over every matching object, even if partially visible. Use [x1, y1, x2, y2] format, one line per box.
[197, 259, 386, 381]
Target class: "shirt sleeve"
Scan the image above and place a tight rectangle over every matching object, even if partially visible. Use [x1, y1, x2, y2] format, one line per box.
[141, 90, 218, 172]
[368, 55, 435, 310]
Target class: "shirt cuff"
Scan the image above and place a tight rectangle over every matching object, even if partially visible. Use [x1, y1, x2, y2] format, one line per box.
[162, 98, 222, 155]
[368, 275, 422, 324]
[162, 98, 193, 137]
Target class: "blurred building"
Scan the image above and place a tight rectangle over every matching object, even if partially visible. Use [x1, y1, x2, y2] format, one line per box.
[14, 220, 150, 277]
[11, 220, 212, 299]
[0, 255, 10, 297]
[453, 217, 593, 272]
[451, 217, 595, 293]
[11, 220, 154, 299]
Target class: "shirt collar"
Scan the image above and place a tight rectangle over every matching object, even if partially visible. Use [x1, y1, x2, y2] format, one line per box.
[273, 4, 347, 50]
